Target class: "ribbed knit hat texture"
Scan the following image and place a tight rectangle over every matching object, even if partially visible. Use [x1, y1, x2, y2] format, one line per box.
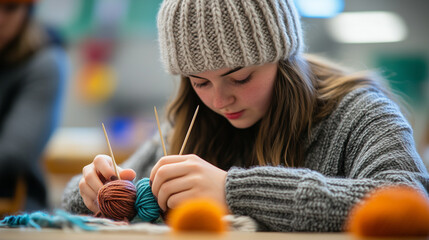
[157, 0, 304, 76]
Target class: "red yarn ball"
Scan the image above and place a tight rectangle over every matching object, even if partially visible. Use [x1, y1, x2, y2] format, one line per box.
[96, 180, 137, 221]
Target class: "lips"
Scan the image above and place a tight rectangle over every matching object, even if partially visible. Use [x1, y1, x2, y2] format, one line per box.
[225, 110, 244, 120]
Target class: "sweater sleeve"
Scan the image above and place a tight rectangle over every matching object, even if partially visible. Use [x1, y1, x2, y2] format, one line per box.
[225, 87, 429, 232]
[61, 126, 167, 214]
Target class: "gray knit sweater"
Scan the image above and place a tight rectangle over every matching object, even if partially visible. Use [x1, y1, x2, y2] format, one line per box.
[61, 87, 429, 232]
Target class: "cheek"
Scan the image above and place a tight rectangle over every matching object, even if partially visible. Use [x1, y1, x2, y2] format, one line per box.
[194, 90, 212, 107]
[242, 81, 274, 108]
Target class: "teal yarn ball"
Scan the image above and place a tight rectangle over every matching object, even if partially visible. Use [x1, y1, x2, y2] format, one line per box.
[135, 178, 161, 222]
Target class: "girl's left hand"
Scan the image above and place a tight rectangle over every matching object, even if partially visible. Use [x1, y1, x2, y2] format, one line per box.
[149, 154, 228, 212]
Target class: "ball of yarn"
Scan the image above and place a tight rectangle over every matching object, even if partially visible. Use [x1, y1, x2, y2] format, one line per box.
[97, 180, 137, 221]
[135, 178, 161, 222]
[96, 178, 161, 222]
[167, 198, 226, 233]
[347, 186, 429, 237]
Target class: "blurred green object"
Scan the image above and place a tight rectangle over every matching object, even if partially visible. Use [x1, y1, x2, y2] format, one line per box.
[375, 53, 428, 107]
[124, 0, 164, 36]
[38, 0, 163, 39]
[62, 0, 96, 40]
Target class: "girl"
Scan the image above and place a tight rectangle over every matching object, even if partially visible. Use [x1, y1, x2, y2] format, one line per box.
[0, 0, 66, 211]
[63, 0, 429, 231]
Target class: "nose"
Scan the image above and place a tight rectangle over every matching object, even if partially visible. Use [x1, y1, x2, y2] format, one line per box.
[212, 86, 234, 109]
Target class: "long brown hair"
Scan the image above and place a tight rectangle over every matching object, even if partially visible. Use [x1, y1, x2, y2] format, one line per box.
[0, 4, 45, 66]
[166, 54, 387, 169]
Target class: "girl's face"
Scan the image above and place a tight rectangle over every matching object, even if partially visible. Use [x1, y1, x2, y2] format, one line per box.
[189, 62, 278, 129]
[0, 3, 27, 52]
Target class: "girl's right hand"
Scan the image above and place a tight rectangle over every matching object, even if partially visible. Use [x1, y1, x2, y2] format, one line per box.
[78, 154, 136, 213]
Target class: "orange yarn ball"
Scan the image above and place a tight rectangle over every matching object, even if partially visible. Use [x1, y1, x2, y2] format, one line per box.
[167, 198, 227, 233]
[347, 186, 429, 237]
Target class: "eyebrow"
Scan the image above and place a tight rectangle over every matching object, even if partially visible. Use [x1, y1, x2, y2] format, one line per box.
[189, 67, 243, 79]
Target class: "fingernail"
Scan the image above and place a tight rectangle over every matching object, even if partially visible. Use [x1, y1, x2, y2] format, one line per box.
[110, 176, 118, 181]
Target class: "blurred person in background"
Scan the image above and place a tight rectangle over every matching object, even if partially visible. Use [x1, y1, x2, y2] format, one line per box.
[0, 0, 67, 211]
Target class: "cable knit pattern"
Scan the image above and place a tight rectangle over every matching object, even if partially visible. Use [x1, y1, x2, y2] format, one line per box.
[226, 87, 429, 231]
[157, 0, 304, 75]
[62, 87, 429, 231]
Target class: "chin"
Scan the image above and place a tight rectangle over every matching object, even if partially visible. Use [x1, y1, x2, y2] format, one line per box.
[228, 120, 255, 129]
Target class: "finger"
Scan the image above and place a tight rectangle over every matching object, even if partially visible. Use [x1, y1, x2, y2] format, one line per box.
[157, 176, 193, 211]
[149, 155, 188, 182]
[78, 178, 98, 201]
[79, 179, 99, 213]
[166, 189, 196, 210]
[82, 165, 103, 193]
[151, 161, 192, 198]
[81, 192, 99, 213]
[94, 154, 114, 167]
[93, 155, 117, 181]
[119, 168, 136, 181]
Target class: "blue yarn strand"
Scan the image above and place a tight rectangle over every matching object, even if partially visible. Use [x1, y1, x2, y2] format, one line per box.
[0, 212, 50, 230]
[55, 209, 97, 231]
[135, 178, 161, 222]
[0, 210, 98, 231]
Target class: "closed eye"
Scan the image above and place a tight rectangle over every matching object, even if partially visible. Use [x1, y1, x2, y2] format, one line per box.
[192, 81, 209, 88]
[233, 75, 252, 85]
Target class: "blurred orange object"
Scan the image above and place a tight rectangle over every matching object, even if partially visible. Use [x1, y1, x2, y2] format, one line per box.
[347, 186, 429, 237]
[76, 63, 116, 103]
[167, 198, 227, 233]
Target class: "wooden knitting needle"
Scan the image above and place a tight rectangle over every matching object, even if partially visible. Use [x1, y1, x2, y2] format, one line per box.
[154, 106, 167, 156]
[179, 105, 199, 155]
[102, 123, 120, 180]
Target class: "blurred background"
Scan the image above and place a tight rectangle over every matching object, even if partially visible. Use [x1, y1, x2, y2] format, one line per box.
[12, 0, 429, 210]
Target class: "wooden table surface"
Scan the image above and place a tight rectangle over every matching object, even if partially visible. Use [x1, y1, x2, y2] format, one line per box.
[1, 229, 427, 240]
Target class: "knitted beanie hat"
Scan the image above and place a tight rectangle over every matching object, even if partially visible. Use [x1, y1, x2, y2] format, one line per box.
[157, 0, 304, 76]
